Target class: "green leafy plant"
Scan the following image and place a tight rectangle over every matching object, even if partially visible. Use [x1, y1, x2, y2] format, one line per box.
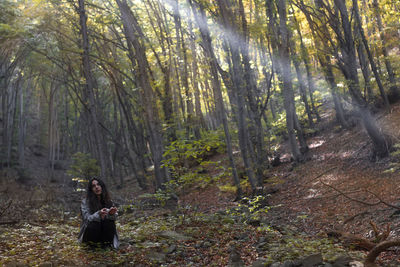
[384, 143, 400, 173]
[163, 129, 226, 176]
[161, 129, 226, 194]
[67, 152, 100, 191]
[226, 195, 270, 224]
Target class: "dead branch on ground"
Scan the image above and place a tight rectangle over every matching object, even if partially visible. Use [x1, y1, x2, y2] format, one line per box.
[370, 221, 390, 243]
[328, 221, 399, 266]
[0, 199, 13, 219]
[319, 179, 400, 210]
[343, 210, 370, 224]
[0, 220, 19, 225]
[327, 230, 376, 250]
[364, 240, 400, 267]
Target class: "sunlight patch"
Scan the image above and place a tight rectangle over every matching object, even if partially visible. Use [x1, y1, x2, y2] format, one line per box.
[304, 188, 321, 199]
[320, 174, 337, 183]
[309, 140, 325, 149]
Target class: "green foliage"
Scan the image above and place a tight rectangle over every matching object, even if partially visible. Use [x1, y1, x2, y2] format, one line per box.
[270, 112, 287, 141]
[384, 143, 400, 173]
[67, 152, 100, 191]
[163, 130, 226, 176]
[226, 195, 270, 224]
[260, 234, 365, 264]
[67, 152, 100, 179]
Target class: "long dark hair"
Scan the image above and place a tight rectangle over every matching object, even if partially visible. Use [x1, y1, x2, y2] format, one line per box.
[86, 177, 113, 213]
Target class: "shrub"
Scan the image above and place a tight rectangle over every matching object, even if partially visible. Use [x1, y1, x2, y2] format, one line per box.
[67, 152, 100, 191]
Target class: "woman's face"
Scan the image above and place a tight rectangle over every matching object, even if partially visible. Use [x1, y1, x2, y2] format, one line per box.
[91, 180, 102, 196]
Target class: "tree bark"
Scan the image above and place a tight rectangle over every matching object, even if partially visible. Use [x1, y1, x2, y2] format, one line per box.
[116, 0, 168, 189]
[353, 0, 389, 108]
[333, 0, 389, 157]
[78, 0, 108, 179]
[292, 12, 321, 122]
[277, 0, 303, 162]
[189, 0, 242, 197]
[372, 0, 399, 101]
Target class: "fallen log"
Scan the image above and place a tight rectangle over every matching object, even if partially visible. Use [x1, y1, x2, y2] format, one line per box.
[364, 240, 400, 267]
[0, 220, 19, 225]
[327, 230, 376, 250]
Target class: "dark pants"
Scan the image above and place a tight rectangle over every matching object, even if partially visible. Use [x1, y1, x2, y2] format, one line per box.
[82, 219, 116, 248]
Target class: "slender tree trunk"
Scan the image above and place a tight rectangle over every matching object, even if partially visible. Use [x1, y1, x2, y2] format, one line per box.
[372, 0, 399, 100]
[78, 0, 108, 179]
[353, 0, 389, 108]
[301, 1, 350, 129]
[238, 0, 267, 189]
[116, 0, 168, 189]
[216, 0, 258, 193]
[189, 0, 242, 197]
[333, 0, 389, 157]
[277, 0, 303, 162]
[291, 41, 314, 127]
[188, 17, 204, 139]
[292, 13, 321, 122]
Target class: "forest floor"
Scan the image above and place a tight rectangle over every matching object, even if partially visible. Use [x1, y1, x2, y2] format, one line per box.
[1, 103, 400, 266]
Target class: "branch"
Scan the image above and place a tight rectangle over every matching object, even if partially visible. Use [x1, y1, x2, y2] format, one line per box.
[0, 200, 13, 219]
[319, 179, 382, 206]
[327, 230, 375, 250]
[0, 220, 19, 225]
[365, 190, 400, 210]
[308, 166, 338, 184]
[364, 240, 400, 267]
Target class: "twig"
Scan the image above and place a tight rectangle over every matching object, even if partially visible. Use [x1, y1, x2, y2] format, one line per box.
[319, 179, 381, 206]
[0, 199, 13, 219]
[365, 190, 400, 210]
[0, 220, 19, 225]
[365, 240, 400, 267]
[343, 211, 370, 224]
[308, 166, 338, 184]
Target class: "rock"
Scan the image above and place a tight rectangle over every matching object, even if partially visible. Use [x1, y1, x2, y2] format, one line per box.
[4, 263, 29, 267]
[256, 241, 268, 250]
[38, 263, 53, 267]
[332, 255, 354, 267]
[251, 258, 269, 267]
[203, 241, 212, 248]
[299, 254, 323, 266]
[281, 260, 297, 267]
[228, 247, 244, 267]
[258, 236, 267, 243]
[270, 263, 282, 267]
[158, 230, 190, 241]
[165, 244, 177, 254]
[349, 261, 364, 267]
[146, 251, 166, 262]
[142, 241, 161, 248]
[248, 218, 261, 226]
[194, 241, 202, 248]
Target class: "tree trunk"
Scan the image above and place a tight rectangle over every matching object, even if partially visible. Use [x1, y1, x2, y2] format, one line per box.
[238, 0, 267, 189]
[116, 0, 168, 189]
[333, 0, 389, 157]
[372, 0, 399, 101]
[189, 0, 242, 198]
[290, 39, 314, 127]
[277, 0, 303, 162]
[188, 17, 204, 139]
[353, 0, 389, 108]
[78, 0, 108, 179]
[301, 0, 350, 129]
[292, 12, 321, 122]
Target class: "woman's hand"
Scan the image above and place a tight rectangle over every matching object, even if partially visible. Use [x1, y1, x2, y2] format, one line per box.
[100, 208, 108, 219]
[108, 207, 117, 215]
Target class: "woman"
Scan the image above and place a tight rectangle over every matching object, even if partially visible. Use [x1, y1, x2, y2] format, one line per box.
[78, 177, 119, 249]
